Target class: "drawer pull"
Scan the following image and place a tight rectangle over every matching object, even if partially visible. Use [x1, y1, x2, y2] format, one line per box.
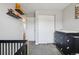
[67, 40, 69, 42]
[66, 47, 69, 49]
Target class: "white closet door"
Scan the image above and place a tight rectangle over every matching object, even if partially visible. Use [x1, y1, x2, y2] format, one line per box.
[37, 15, 55, 44]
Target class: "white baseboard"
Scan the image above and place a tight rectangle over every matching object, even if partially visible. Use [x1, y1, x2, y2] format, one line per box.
[35, 42, 39, 45]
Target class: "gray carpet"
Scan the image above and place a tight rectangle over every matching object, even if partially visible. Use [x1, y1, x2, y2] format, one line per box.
[29, 41, 61, 55]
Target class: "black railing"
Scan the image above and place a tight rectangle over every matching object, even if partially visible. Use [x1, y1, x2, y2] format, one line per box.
[14, 44, 27, 55]
[0, 40, 27, 55]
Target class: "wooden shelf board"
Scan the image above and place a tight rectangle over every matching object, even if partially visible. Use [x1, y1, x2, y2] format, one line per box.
[6, 12, 22, 19]
[15, 9, 24, 15]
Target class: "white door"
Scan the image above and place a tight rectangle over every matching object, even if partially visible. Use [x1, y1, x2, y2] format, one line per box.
[36, 15, 55, 44]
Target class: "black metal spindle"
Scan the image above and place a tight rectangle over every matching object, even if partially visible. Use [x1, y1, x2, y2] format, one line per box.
[14, 43, 15, 54]
[17, 43, 18, 51]
[2, 43, 4, 55]
[5, 43, 7, 55]
[8, 43, 10, 55]
[20, 43, 21, 48]
[11, 43, 13, 55]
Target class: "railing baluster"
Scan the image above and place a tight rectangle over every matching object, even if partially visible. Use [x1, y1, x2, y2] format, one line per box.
[21, 43, 23, 55]
[17, 43, 18, 51]
[11, 43, 12, 55]
[2, 43, 4, 55]
[5, 43, 7, 55]
[20, 43, 21, 48]
[13, 43, 14, 55]
[15, 43, 16, 53]
[14, 43, 15, 53]
[4, 43, 5, 55]
[10, 43, 11, 55]
[8, 43, 10, 55]
[21, 43, 23, 48]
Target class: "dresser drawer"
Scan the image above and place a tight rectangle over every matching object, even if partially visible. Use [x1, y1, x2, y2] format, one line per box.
[61, 46, 74, 55]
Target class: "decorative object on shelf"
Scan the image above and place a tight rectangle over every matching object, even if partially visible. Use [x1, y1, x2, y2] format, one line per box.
[15, 3, 24, 15]
[75, 4, 79, 19]
[6, 3, 25, 19]
[6, 9, 22, 19]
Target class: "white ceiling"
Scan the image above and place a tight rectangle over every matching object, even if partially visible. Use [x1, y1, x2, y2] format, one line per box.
[21, 3, 70, 16]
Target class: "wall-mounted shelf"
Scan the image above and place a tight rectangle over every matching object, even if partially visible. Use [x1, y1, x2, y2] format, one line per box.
[6, 9, 22, 19]
[15, 9, 24, 15]
[6, 3, 25, 19]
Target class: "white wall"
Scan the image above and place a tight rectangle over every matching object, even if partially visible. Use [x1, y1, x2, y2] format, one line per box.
[0, 3, 24, 40]
[35, 10, 63, 44]
[63, 4, 79, 31]
[21, 3, 70, 17]
[26, 17, 35, 41]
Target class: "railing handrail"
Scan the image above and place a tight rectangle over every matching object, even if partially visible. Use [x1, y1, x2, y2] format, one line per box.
[0, 40, 27, 43]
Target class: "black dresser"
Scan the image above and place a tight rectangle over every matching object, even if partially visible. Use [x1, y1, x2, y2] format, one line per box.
[54, 31, 79, 55]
